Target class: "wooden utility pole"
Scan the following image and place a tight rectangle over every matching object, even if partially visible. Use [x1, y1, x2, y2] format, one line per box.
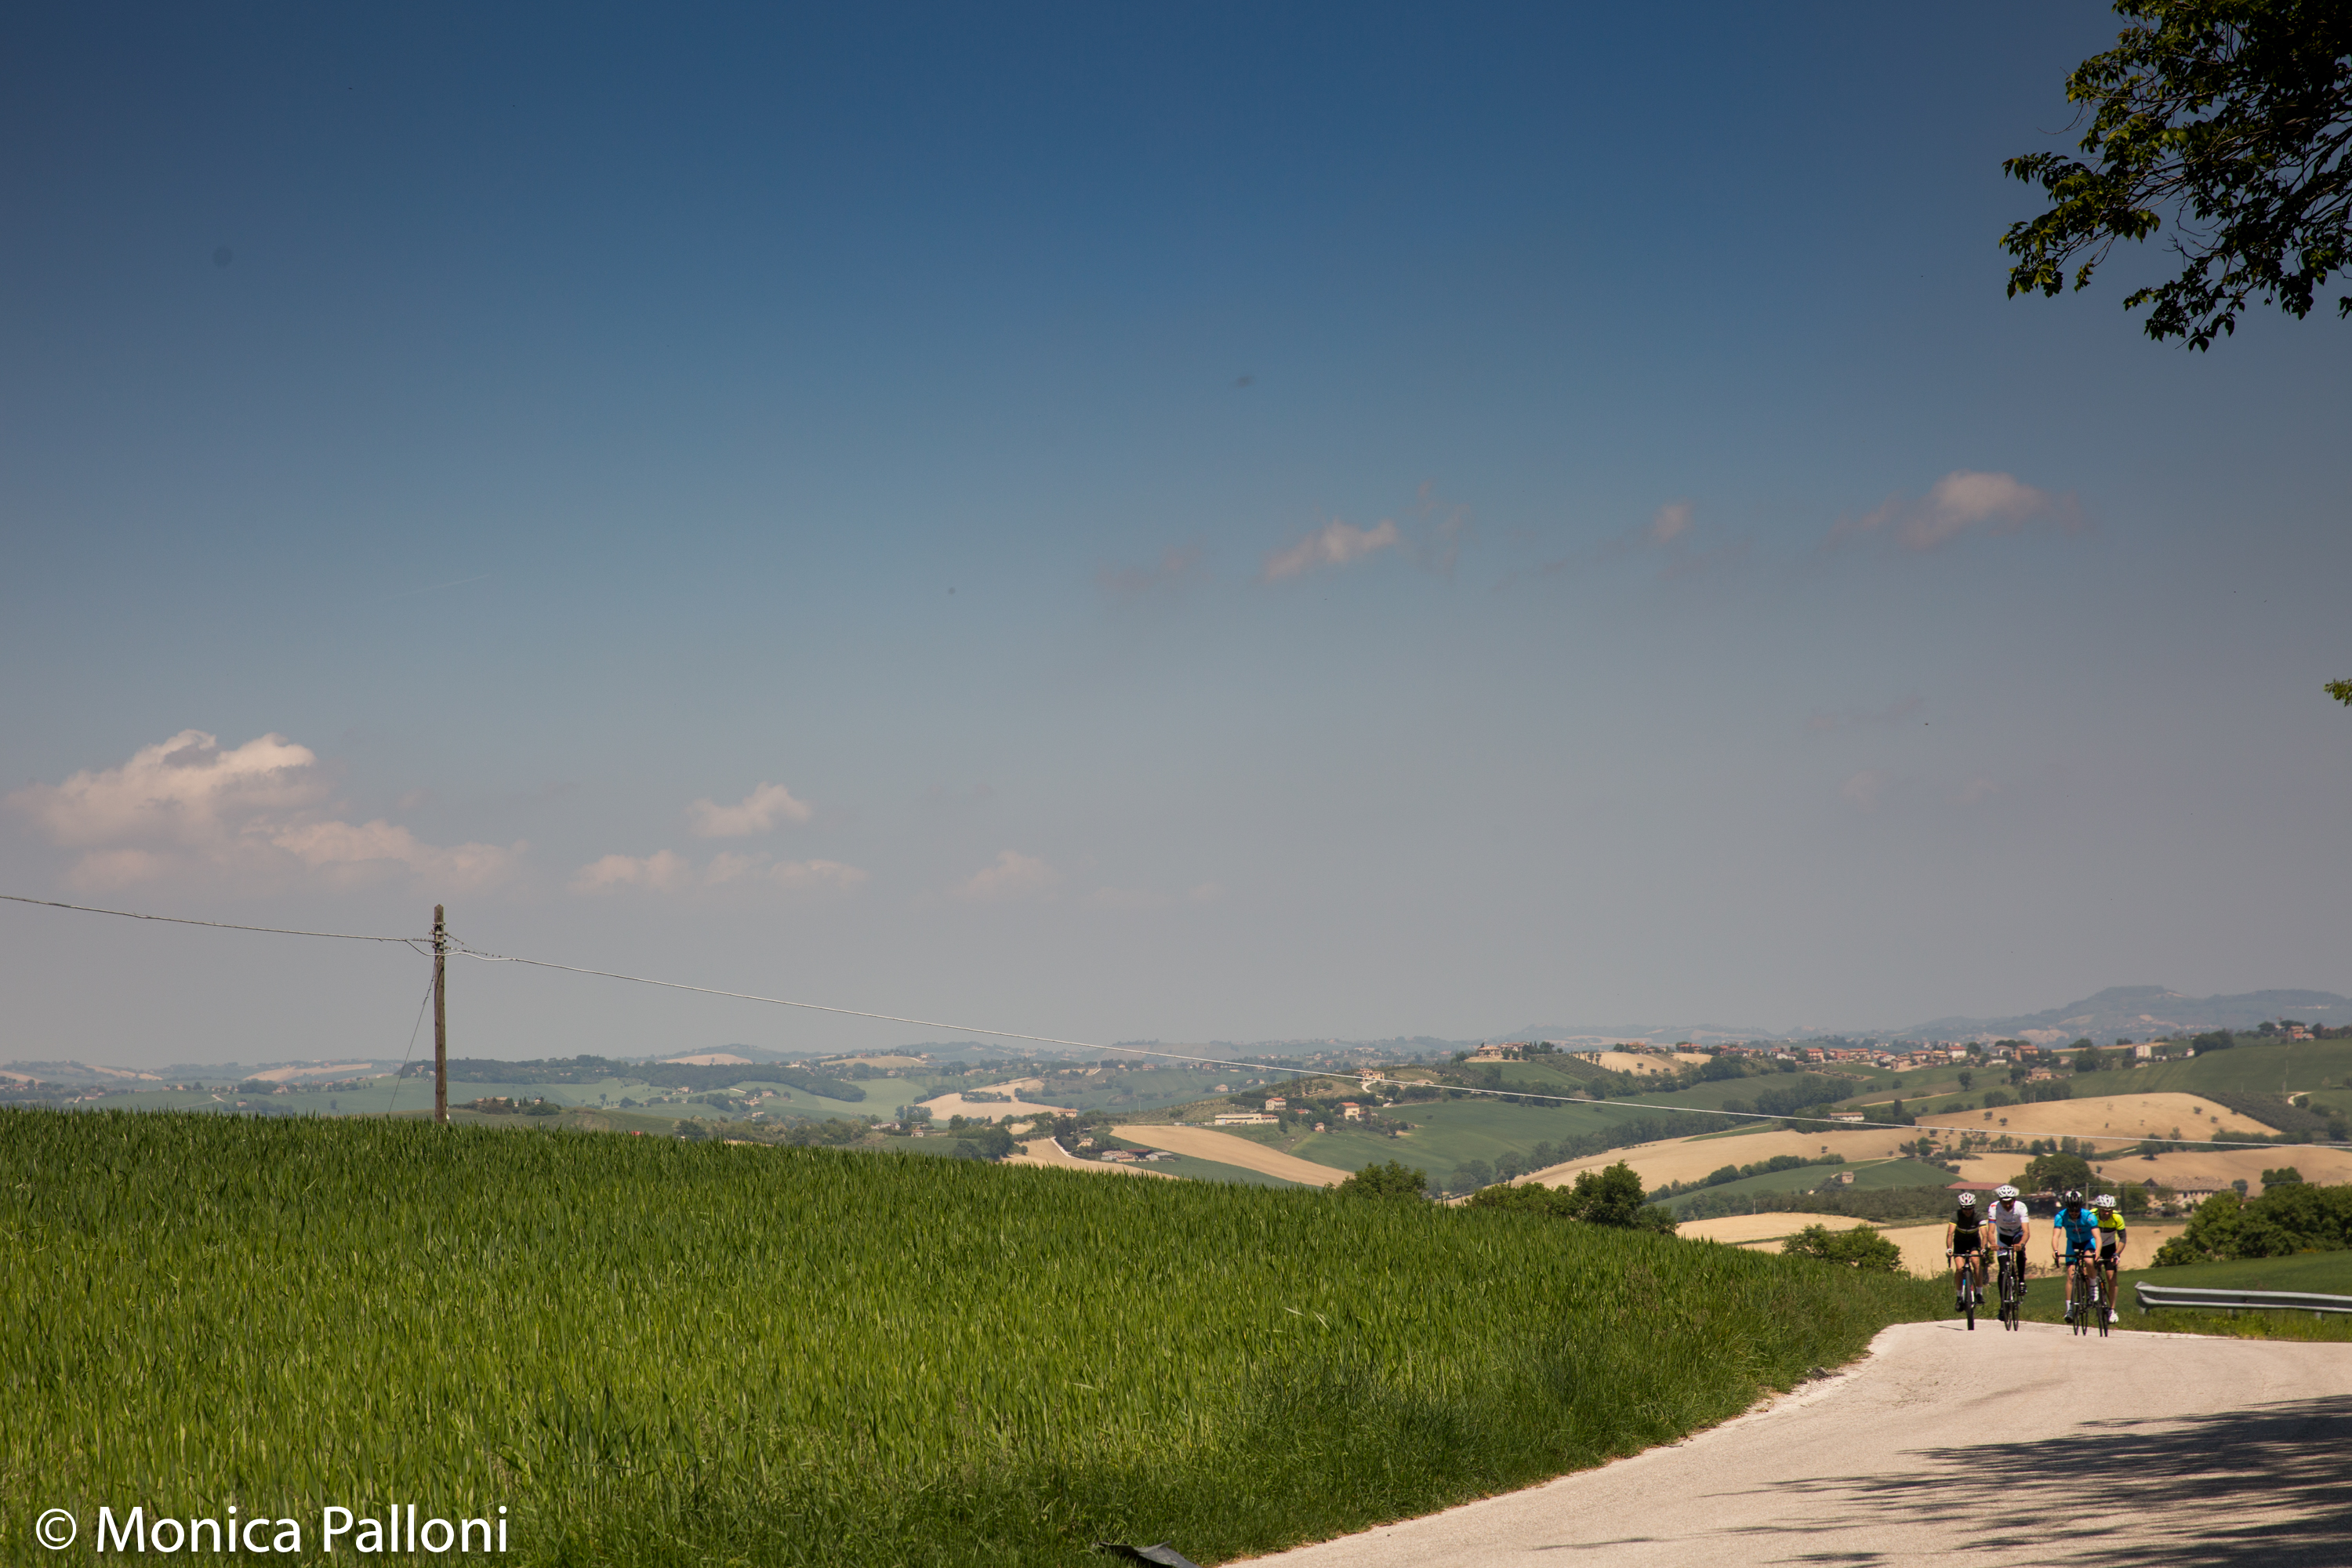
[433, 903, 448, 1124]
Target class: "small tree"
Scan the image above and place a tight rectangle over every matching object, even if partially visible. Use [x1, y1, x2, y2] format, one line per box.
[1338, 1160, 1430, 1201]
[2024, 1150, 2096, 1194]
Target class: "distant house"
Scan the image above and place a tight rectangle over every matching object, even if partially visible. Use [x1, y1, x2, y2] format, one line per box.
[1098, 1149, 1138, 1163]
[1263, 1096, 1287, 1110]
[1213, 1112, 1278, 1127]
[1340, 1102, 1363, 1120]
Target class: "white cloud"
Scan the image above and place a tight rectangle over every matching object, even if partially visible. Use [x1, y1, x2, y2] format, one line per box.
[1086, 886, 1169, 912]
[572, 848, 868, 895]
[687, 782, 813, 837]
[1098, 545, 1206, 597]
[11, 730, 325, 848]
[1085, 880, 1222, 912]
[771, 858, 869, 891]
[1841, 769, 1893, 811]
[5, 730, 520, 891]
[1649, 501, 1693, 544]
[952, 849, 1060, 902]
[1806, 697, 1926, 735]
[1827, 470, 2081, 552]
[569, 851, 691, 894]
[1261, 517, 1402, 583]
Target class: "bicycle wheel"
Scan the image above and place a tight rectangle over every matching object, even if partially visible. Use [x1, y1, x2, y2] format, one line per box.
[2096, 1269, 2111, 1338]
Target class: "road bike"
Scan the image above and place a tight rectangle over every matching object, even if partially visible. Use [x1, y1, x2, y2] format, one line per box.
[1948, 1250, 1980, 1330]
[1993, 1244, 2024, 1331]
[2067, 1250, 2107, 1338]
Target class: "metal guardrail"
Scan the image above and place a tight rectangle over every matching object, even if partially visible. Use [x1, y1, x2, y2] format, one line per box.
[2136, 1282, 2352, 1317]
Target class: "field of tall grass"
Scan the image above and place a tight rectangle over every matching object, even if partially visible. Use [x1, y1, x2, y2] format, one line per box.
[2, 1110, 1938, 1565]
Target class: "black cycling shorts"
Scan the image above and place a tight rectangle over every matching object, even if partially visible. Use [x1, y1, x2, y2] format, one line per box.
[1951, 1235, 1980, 1255]
[2100, 1241, 2120, 1260]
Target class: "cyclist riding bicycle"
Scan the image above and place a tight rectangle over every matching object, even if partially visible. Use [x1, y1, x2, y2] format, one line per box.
[1987, 1183, 2031, 1297]
[2052, 1189, 2100, 1323]
[1945, 1191, 1986, 1309]
[2094, 1193, 2128, 1324]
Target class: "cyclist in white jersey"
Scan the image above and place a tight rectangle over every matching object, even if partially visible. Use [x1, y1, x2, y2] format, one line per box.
[1986, 1184, 2032, 1298]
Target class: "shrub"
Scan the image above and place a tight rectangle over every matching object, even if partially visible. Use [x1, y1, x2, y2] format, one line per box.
[1781, 1224, 1903, 1272]
[2153, 1181, 2352, 1265]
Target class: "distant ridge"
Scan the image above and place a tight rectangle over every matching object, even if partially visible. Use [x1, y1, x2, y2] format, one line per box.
[1889, 985, 2352, 1044]
[1501, 1023, 1774, 1047]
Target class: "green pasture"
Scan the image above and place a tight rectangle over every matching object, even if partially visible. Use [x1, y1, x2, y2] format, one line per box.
[1285, 1097, 1632, 1176]
[1675, 1160, 1954, 1205]
[2124, 1038, 2352, 1097]
[2, 1109, 1940, 1567]
[1123, 1149, 1302, 1188]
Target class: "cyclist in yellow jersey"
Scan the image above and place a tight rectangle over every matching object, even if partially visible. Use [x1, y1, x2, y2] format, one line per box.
[2093, 1193, 2128, 1323]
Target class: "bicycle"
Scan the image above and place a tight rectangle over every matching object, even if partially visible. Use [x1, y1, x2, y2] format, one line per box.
[1993, 1245, 2024, 1331]
[2067, 1250, 2107, 1338]
[1948, 1250, 1980, 1330]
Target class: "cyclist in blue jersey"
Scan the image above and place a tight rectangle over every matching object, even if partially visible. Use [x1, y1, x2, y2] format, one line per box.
[2051, 1189, 2100, 1323]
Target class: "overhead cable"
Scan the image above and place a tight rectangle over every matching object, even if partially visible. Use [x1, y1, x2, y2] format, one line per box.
[1, 892, 433, 954]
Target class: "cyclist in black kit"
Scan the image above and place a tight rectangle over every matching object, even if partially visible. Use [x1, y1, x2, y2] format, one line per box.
[1946, 1191, 1986, 1310]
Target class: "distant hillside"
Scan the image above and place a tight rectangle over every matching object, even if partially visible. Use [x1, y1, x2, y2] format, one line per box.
[1501, 1023, 1773, 1047]
[1893, 985, 2352, 1045]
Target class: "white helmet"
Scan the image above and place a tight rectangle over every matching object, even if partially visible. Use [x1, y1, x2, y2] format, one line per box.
[1957, 1191, 1976, 1206]
[2095, 1194, 2118, 1210]
[1995, 1184, 2020, 1200]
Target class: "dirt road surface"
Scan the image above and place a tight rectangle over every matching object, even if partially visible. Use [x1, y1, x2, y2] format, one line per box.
[1226, 1321, 2352, 1567]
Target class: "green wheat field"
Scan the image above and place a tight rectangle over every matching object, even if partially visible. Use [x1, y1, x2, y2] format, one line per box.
[3, 1110, 1940, 1565]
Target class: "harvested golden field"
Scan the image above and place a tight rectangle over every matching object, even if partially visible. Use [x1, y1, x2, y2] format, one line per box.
[1918, 1091, 2276, 1145]
[1116, 1123, 1346, 1185]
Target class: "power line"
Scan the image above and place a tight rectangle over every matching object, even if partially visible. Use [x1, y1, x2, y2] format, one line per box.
[445, 935, 2349, 1153]
[1, 892, 432, 953]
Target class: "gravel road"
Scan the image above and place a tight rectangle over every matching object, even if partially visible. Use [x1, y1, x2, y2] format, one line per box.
[1225, 1320, 2352, 1567]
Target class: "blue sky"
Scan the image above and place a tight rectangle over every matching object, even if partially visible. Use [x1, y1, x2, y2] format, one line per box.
[5, 3, 2349, 1067]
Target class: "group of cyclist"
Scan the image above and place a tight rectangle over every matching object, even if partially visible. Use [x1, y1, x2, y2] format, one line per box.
[1947, 1184, 2127, 1324]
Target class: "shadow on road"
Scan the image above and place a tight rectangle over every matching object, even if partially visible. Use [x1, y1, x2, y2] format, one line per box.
[1769, 1395, 2352, 1566]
